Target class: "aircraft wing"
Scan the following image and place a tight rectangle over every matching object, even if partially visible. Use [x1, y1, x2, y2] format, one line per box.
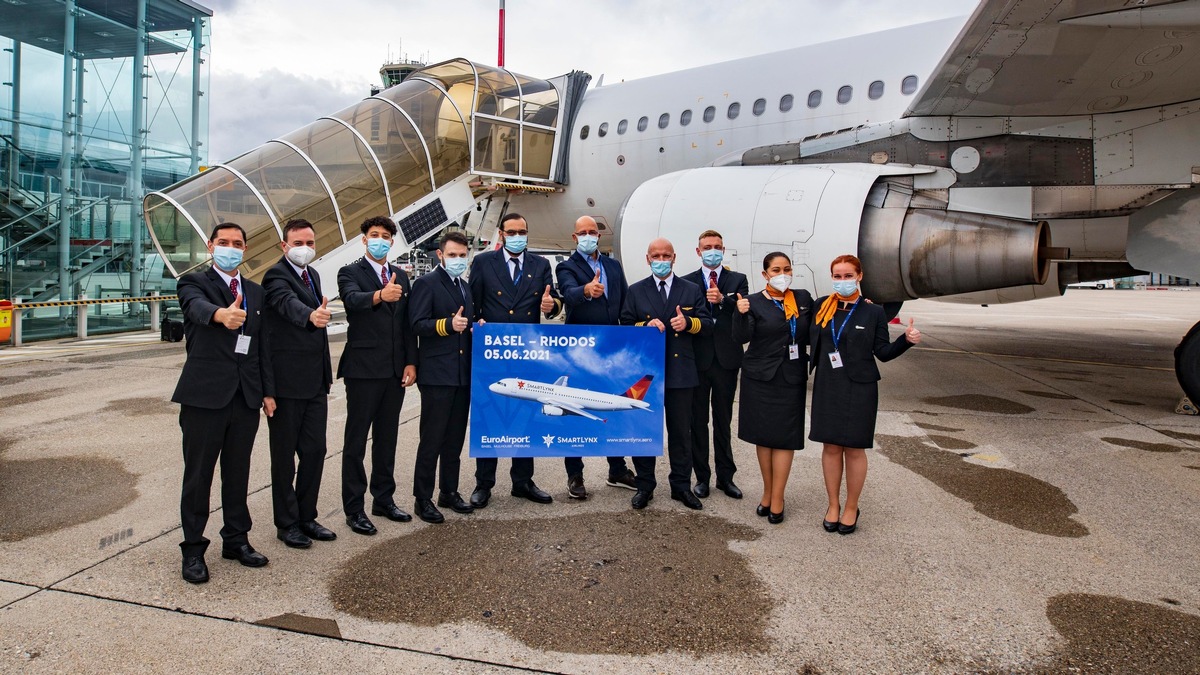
[904, 0, 1200, 118]
[537, 397, 604, 422]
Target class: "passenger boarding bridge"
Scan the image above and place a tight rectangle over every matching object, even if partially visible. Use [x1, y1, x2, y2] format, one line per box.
[143, 59, 589, 283]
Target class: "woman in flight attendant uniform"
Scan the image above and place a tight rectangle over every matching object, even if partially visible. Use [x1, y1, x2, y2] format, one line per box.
[808, 254, 921, 534]
[733, 252, 814, 524]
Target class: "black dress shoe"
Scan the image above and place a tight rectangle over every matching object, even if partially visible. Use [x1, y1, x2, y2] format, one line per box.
[181, 556, 208, 584]
[511, 481, 553, 504]
[415, 498, 445, 524]
[437, 491, 474, 514]
[716, 480, 744, 499]
[756, 504, 770, 517]
[822, 518, 840, 533]
[221, 543, 268, 567]
[371, 502, 413, 522]
[838, 509, 860, 535]
[470, 486, 491, 509]
[276, 524, 313, 549]
[692, 482, 710, 498]
[300, 520, 337, 541]
[631, 489, 654, 509]
[768, 510, 785, 525]
[345, 511, 377, 536]
[671, 490, 703, 510]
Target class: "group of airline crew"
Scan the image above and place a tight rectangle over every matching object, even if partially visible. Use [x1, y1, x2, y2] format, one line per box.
[170, 212, 920, 584]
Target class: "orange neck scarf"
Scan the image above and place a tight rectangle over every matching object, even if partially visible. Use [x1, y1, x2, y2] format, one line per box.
[815, 291, 861, 328]
[764, 287, 799, 320]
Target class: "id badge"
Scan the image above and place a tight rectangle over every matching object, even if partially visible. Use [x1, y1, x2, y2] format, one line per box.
[829, 351, 843, 368]
[788, 344, 800, 360]
[235, 335, 252, 354]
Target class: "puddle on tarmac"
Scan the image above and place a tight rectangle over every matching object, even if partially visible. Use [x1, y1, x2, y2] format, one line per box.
[0, 455, 138, 542]
[922, 395, 1034, 415]
[1186, 465, 1200, 471]
[877, 434, 1087, 537]
[1042, 593, 1200, 672]
[915, 422, 964, 433]
[1158, 429, 1200, 443]
[256, 613, 342, 639]
[1108, 399, 1145, 406]
[1101, 437, 1195, 454]
[0, 368, 70, 386]
[101, 397, 176, 417]
[0, 387, 68, 409]
[925, 434, 977, 450]
[1019, 390, 1076, 400]
[330, 510, 770, 655]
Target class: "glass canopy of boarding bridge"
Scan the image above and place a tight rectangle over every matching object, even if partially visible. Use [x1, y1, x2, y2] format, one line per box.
[143, 58, 569, 281]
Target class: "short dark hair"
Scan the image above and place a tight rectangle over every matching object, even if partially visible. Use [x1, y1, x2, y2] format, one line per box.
[439, 231, 469, 251]
[500, 212, 526, 228]
[762, 251, 791, 270]
[209, 222, 247, 243]
[360, 215, 397, 236]
[282, 218, 314, 238]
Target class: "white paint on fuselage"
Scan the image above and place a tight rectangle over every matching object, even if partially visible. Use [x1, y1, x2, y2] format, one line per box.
[488, 377, 651, 413]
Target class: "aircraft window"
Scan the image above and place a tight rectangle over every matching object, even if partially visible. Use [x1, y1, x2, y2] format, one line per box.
[902, 75, 919, 95]
[837, 86, 852, 104]
[752, 98, 766, 116]
[617, 119, 628, 135]
[727, 102, 740, 119]
[703, 106, 716, 122]
[658, 113, 670, 129]
[637, 116, 648, 132]
[580, 125, 590, 140]
[807, 90, 822, 108]
[868, 80, 884, 100]
[598, 122, 609, 137]
[780, 94, 794, 112]
[680, 109, 692, 126]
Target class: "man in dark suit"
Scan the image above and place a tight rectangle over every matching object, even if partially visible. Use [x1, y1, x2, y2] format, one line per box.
[408, 230, 478, 523]
[556, 215, 637, 499]
[336, 216, 418, 536]
[263, 219, 336, 549]
[172, 222, 275, 584]
[620, 237, 713, 511]
[467, 212, 561, 508]
[681, 229, 749, 500]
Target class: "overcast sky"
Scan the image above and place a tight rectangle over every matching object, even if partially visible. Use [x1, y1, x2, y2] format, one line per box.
[204, 0, 980, 160]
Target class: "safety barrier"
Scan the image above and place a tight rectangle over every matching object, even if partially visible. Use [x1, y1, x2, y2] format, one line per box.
[5, 293, 179, 347]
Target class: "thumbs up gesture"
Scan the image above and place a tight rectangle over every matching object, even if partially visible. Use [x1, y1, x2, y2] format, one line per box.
[705, 276, 723, 305]
[585, 270, 605, 298]
[669, 305, 688, 332]
[217, 293, 246, 330]
[904, 317, 922, 344]
[736, 292, 750, 314]
[451, 305, 469, 333]
[310, 296, 331, 328]
[540, 284, 555, 313]
[380, 272, 403, 302]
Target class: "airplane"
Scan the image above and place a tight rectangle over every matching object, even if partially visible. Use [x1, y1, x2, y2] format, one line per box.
[488, 375, 654, 422]
[143, 0, 1200, 405]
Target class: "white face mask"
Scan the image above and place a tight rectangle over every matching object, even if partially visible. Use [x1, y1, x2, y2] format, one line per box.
[286, 245, 316, 267]
[767, 274, 792, 292]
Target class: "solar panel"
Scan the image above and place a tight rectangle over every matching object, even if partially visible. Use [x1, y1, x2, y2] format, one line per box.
[398, 199, 448, 245]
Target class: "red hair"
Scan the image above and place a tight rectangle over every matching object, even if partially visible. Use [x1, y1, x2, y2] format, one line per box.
[830, 254, 861, 274]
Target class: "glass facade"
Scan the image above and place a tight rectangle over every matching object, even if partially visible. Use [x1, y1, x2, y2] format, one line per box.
[0, 0, 211, 341]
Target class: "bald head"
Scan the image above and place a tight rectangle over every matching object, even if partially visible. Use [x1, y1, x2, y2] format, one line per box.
[574, 215, 597, 234]
[646, 237, 676, 278]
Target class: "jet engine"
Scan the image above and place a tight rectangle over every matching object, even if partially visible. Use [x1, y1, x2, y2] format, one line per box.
[541, 404, 565, 416]
[616, 164, 1061, 302]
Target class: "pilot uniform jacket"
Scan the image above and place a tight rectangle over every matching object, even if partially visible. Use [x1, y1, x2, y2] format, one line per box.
[262, 257, 332, 399]
[619, 275, 714, 388]
[557, 251, 628, 325]
[470, 248, 562, 324]
[682, 267, 749, 371]
[336, 257, 417, 380]
[410, 266, 474, 387]
[734, 289, 814, 386]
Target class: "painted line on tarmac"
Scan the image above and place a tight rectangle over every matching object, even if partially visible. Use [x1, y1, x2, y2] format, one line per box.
[914, 346, 1172, 372]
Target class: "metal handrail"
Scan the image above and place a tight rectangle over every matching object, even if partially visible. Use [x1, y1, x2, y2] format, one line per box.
[0, 195, 63, 236]
[0, 133, 37, 165]
[0, 221, 57, 256]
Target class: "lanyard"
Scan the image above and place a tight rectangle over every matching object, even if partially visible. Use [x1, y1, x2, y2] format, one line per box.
[830, 299, 860, 351]
[238, 292, 247, 335]
[770, 297, 797, 344]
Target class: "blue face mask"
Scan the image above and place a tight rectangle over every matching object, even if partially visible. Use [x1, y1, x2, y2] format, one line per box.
[576, 235, 598, 256]
[503, 235, 527, 254]
[650, 260, 673, 278]
[443, 257, 468, 278]
[701, 249, 724, 268]
[211, 245, 243, 272]
[366, 237, 391, 261]
[832, 280, 859, 297]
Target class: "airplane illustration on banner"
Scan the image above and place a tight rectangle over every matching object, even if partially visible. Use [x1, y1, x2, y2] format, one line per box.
[488, 375, 653, 422]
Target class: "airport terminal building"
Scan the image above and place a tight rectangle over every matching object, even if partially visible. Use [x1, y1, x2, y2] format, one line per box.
[0, 0, 210, 340]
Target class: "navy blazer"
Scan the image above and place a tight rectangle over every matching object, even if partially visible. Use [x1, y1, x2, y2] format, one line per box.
[262, 257, 333, 399]
[619, 274, 714, 389]
[336, 257, 417, 380]
[733, 289, 814, 385]
[410, 267, 474, 387]
[556, 251, 628, 326]
[681, 266, 749, 370]
[469, 248, 562, 324]
[172, 266, 275, 410]
[808, 297, 913, 383]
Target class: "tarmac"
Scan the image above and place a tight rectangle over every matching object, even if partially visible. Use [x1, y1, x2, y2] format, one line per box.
[1, 289, 1198, 673]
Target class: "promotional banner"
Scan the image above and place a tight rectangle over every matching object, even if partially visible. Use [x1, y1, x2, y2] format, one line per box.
[470, 323, 665, 458]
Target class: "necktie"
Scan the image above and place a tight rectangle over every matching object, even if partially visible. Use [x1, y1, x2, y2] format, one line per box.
[659, 280, 667, 305]
[301, 269, 315, 297]
[456, 278, 466, 299]
[380, 265, 389, 287]
[511, 257, 521, 285]
[229, 277, 239, 299]
[708, 270, 718, 309]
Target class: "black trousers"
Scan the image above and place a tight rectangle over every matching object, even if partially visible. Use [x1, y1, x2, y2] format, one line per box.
[414, 384, 469, 499]
[690, 363, 739, 484]
[563, 455, 629, 480]
[179, 399, 260, 558]
[342, 376, 404, 514]
[633, 387, 694, 493]
[267, 394, 328, 529]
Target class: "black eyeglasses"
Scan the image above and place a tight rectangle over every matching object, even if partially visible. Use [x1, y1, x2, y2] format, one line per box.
[503, 229, 528, 236]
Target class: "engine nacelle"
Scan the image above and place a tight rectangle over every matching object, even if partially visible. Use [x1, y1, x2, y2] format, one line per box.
[617, 164, 1056, 302]
[541, 404, 565, 416]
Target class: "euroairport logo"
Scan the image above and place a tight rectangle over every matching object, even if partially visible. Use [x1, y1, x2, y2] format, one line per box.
[479, 435, 531, 444]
